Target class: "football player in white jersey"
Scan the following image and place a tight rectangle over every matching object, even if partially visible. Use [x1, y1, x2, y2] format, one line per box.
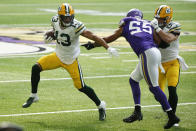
[151, 5, 188, 127]
[22, 3, 118, 121]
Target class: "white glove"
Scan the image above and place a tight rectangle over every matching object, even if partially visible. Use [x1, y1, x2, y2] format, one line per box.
[151, 18, 161, 33]
[107, 47, 119, 57]
[44, 35, 54, 44]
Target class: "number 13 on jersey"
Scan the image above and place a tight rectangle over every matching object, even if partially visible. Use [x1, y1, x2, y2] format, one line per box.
[56, 31, 71, 46]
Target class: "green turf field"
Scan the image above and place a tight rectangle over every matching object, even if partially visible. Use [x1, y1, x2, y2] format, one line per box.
[0, 0, 196, 130]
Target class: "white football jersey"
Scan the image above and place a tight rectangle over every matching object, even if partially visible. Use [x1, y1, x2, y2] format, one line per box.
[159, 21, 181, 63]
[51, 15, 86, 64]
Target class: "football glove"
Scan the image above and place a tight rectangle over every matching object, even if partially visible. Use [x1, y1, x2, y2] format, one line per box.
[151, 18, 162, 33]
[107, 47, 119, 57]
[44, 35, 54, 44]
[81, 41, 95, 50]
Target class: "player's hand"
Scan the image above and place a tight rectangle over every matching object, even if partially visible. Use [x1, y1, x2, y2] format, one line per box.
[107, 47, 119, 57]
[44, 35, 54, 44]
[151, 18, 161, 32]
[81, 41, 95, 50]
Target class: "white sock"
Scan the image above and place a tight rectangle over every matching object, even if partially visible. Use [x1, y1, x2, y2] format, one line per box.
[98, 101, 106, 109]
[30, 93, 37, 98]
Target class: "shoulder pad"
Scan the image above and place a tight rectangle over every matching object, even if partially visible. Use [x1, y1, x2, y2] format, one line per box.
[73, 19, 86, 34]
[119, 19, 125, 27]
[167, 22, 181, 33]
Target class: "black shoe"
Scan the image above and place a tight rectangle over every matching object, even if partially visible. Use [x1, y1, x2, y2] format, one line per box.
[98, 101, 106, 121]
[99, 108, 106, 121]
[22, 97, 39, 108]
[123, 111, 143, 123]
[164, 115, 180, 129]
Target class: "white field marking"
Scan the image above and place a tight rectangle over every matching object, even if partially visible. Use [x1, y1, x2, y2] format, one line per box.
[39, 9, 196, 17]
[189, 66, 196, 68]
[91, 56, 112, 59]
[0, 72, 196, 83]
[122, 60, 139, 62]
[0, 42, 54, 56]
[0, 102, 195, 117]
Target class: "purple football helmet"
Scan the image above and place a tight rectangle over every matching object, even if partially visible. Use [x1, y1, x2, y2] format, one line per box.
[126, 8, 143, 19]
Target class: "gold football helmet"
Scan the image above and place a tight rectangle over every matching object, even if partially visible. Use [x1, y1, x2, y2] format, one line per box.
[154, 5, 173, 27]
[58, 3, 74, 27]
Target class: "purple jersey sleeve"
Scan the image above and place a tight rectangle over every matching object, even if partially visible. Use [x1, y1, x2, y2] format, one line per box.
[120, 17, 157, 56]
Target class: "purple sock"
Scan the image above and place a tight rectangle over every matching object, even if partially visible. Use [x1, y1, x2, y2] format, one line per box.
[149, 86, 171, 110]
[129, 78, 141, 105]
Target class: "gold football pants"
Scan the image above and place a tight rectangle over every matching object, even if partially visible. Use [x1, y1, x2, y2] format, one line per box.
[37, 52, 84, 89]
[159, 59, 180, 91]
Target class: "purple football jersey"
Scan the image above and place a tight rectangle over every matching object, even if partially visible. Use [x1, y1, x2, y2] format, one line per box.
[121, 17, 157, 56]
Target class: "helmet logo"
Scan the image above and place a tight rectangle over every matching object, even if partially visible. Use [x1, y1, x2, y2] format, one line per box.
[166, 8, 170, 14]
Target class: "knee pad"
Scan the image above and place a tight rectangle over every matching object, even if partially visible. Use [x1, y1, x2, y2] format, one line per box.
[129, 77, 139, 85]
[79, 84, 92, 92]
[32, 64, 41, 74]
[168, 86, 177, 95]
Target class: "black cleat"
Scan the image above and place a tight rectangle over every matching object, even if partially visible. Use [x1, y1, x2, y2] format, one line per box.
[99, 108, 106, 121]
[98, 101, 106, 121]
[123, 111, 143, 123]
[22, 97, 39, 108]
[164, 115, 180, 129]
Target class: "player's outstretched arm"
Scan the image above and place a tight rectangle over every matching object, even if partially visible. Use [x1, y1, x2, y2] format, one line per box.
[81, 29, 119, 56]
[81, 28, 122, 50]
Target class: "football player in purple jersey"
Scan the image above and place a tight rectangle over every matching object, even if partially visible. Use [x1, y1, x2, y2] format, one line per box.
[82, 9, 180, 129]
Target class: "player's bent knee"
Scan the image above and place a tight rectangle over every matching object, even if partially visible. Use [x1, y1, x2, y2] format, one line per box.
[79, 84, 93, 93]
[32, 64, 42, 74]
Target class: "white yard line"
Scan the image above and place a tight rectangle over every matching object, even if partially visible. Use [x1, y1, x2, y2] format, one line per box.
[0, 102, 195, 117]
[0, 72, 195, 83]
[189, 66, 196, 68]
[122, 60, 139, 62]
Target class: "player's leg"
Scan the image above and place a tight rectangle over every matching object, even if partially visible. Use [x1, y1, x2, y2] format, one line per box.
[64, 59, 106, 121]
[141, 48, 180, 129]
[23, 53, 61, 108]
[123, 63, 143, 123]
[166, 59, 180, 114]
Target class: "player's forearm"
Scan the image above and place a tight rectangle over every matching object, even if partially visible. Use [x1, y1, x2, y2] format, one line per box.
[157, 30, 177, 43]
[93, 36, 109, 49]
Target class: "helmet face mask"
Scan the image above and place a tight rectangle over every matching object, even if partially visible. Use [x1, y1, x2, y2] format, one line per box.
[126, 8, 143, 19]
[58, 3, 74, 28]
[156, 17, 167, 28]
[154, 5, 173, 28]
[59, 15, 74, 27]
